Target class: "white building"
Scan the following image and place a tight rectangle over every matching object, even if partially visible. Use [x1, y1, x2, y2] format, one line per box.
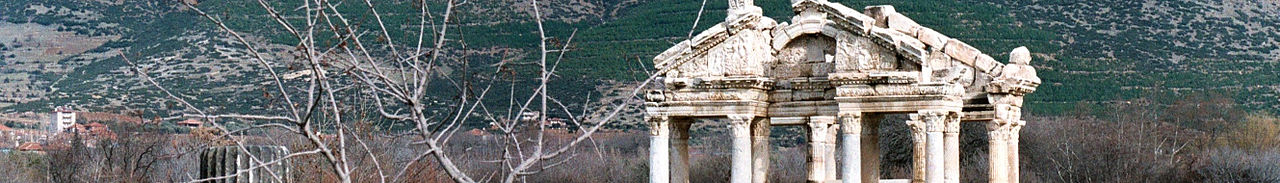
[50, 106, 76, 134]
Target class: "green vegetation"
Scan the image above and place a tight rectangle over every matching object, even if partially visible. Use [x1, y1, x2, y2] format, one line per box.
[1, 0, 1278, 118]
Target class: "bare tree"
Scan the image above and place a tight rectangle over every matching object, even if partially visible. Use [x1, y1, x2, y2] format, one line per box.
[119, 0, 705, 182]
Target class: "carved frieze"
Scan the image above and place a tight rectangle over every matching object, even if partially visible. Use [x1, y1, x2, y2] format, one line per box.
[666, 90, 770, 101]
[833, 33, 898, 72]
[690, 77, 774, 90]
[829, 72, 918, 85]
[835, 83, 963, 97]
[772, 34, 835, 78]
[715, 29, 776, 77]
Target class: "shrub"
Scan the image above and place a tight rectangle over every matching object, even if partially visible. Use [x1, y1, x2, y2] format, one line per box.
[1195, 148, 1280, 183]
[1217, 113, 1280, 150]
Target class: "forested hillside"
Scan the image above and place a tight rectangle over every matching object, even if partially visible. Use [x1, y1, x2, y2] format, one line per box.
[1, 0, 1278, 119]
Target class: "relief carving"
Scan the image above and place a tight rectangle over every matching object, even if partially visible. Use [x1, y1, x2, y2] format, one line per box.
[833, 34, 898, 72]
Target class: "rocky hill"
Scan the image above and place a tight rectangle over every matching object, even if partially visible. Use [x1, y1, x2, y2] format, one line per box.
[1, 0, 1277, 123]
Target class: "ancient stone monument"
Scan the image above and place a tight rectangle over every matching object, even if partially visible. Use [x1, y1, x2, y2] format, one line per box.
[643, 0, 1040, 183]
[199, 146, 292, 183]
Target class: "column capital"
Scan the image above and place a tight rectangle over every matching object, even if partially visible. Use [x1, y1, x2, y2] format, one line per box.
[915, 110, 950, 132]
[1007, 120, 1025, 140]
[727, 114, 755, 125]
[905, 118, 925, 134]
[809, 116, 838, 124]
[945, 112, 962, 134]
[646, 115, 671, 136]
[838, 112, 862, 134]
[671, 121, 692, 139]
[839, 110, 860, 119]
[987, 120, 1015, 141]
[751, 117, 771, 138]
[727, 114, 755, 140]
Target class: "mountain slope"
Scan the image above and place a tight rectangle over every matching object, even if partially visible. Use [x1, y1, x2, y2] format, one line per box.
[1, 0, 1278, 118]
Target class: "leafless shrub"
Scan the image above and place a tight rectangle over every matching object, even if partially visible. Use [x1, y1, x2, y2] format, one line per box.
[1021, 115, 1202, 183]
[1195, 147, 1280, 183]
[0, 152, 49, 183]
[689, 153, 731, 183]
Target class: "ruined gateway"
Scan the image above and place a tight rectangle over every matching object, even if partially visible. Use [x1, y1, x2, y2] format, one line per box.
[643, 0, 1041, 183]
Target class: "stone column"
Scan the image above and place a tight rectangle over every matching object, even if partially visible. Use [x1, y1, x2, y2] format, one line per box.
[918, 111, 947, 183]
[671, 120, 693, 183]
[648, 116, 671, 183]
[862, 114, 883, 183]
[944, 113, 962, 183]
[752, 117, 772, 183]
[906, 115, 928, 183]
[1008, 120, 1023, 183]
[839, 112, 862, 183]
[987, 121, 1011, 183]
[728, 115, 755, 183]
[808, 116, 838, 183]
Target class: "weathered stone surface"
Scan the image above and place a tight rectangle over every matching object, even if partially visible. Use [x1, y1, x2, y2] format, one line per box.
[943, 39, 980, 65]
[863, 5, 895, 28]
[647, 1, 1039, 183]
[975, 54, 1001, 74]
[916, 27, 949, 50]
[1009, 47, 1032, 65]
[886, 12, 922, 36]
[927, 50, 952, 72]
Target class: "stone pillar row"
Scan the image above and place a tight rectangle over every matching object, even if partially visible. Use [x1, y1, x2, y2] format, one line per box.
[650, 110, 1009, 183]
[987, 119, 1024, 183]
[649, 115, 769, 183]
[906, 110, 961, 183]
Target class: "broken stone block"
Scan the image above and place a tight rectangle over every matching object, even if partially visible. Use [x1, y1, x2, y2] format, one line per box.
[943, 39, 980, 66]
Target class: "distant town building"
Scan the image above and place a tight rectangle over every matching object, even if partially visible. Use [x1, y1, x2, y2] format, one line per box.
[49, 106, 76, 134]
[17, 142, 42, 152]
[178, 119, 204, 128]
[519, 111, 541, 122]
[517, 112, 568, 128]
